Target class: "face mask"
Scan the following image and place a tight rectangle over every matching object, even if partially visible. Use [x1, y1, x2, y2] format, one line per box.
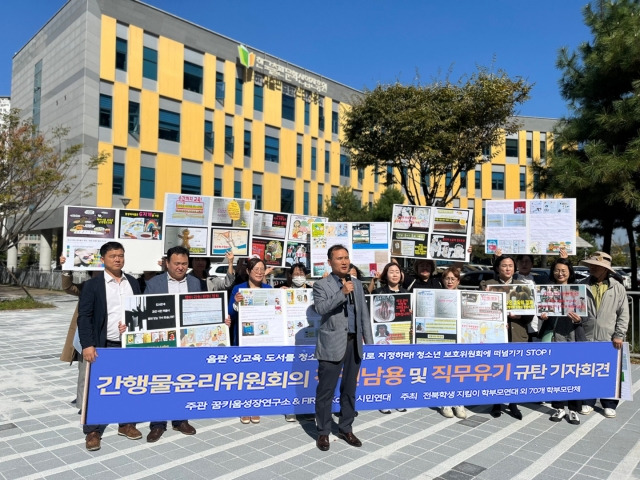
[291, 276, 306, 287]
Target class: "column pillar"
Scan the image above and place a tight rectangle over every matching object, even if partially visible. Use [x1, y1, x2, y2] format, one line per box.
[39, 230, 53, 272]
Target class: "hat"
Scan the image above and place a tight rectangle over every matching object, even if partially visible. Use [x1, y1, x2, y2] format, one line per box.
[580, 251, 615, 273]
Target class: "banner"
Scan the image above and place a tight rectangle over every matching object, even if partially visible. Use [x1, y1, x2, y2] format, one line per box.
[83, 342, 622, 424]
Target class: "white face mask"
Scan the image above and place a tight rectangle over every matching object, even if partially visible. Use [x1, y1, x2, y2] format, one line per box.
[291, 276, 307, 287]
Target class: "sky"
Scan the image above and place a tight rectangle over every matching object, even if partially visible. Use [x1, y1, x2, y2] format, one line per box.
[0, 0, 593, 119]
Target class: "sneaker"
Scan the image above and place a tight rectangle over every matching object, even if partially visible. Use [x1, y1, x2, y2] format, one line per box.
[550, 408, 566, 422]
[568, 411, 580, 425]
[379, 409, 392, 414]
[603, 408, 616, 418]
[240, 416, 251, 424]
[284, 414, 297, 422]
[440, 407, 454, 418]
[453, 406, 467, 419]
[395, 408, 407, 413]
[250, 416, 261, 424]
[85, 431, 101, 451]
[117, 424, 142, 440]
[580, 405, 594, 415]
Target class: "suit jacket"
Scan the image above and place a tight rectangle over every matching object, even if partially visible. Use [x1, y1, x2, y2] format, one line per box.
[60, 274, 83, 363]
[313, 274, 373, 361]
[144, 272, 205, 294]
[77, 272, 141, 350]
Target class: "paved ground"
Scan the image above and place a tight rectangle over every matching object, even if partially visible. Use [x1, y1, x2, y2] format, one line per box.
[1, 285, 640, 480]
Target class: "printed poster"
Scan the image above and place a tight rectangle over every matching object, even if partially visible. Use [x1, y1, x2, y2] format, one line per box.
[368, 293, 412, 345]
[458, 290, 508, 344]
[485, 284, 535, 315]
[118, 209, 164, 273]
[62, 206, 117, 270]
[413, 289, 460, 344]
[535, 284, 587, 317]
[165, 194, 210, 226]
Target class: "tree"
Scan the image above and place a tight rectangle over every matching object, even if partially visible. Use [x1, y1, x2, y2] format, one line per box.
[323, 186, 370, 222]
[342, 68, 531, 206]
[369, 187, 405, 222]
[0, 109, 108, 252]
[18, 245, 39, 269]
[534, 0, 640, 288]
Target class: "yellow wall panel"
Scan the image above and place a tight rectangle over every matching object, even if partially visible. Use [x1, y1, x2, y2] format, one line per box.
[280, 129, 296, 178]
[181, 101, 204, 159]
[202, 53, 217, 109]
[124, 148, 141, 208]
[505, 163, 520, 198]
[96, 143, 114, 206]
[100, 16, 116, 83]
[155, 154, 182, 210]
[201, 161, 214, 196]
[263, 82, 281, 126]
[139, 90, 159, 153]
[158, 37, 183, 100]
[112, 82, 129, 147]
[128, 26, 143, 90]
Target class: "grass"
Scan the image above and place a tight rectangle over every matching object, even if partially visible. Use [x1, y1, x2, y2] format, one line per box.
[0, 297, 55, 310]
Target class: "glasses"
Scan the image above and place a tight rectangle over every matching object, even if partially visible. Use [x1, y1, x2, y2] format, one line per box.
[252, 269, 265, 273]
[553, 270, 569, 275]
[443, 277, 458, 282]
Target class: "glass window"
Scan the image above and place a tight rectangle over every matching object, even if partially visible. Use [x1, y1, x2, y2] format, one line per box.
[505, 139, 518, 157]
[445, 170, 452, 187]
[115, 37, 127, 71]
[140, 166, 155, 199]
[235, 78, 243, 106]
[482, 208, 486, 227]
[460, 171, 467, 189]
[215, 72, 225, 100]
[325, 150, 330, 174]
[540, 140, 547, 159]
[475, 171, 481, 190]
[331, 111, 339, 134]
[303, 191, 309, 215]
[358, 168, 364, 184]
[482, 144, 491, 157]
[281, 188, 294, 213]
[296, 143, 302, 168]
[244, 130, 251, 157]
[520, 171, 526, 191]
[214, 178, 222, 197]
[184, 61, 203, 93]
[99, 94, 112, 128]
[113, 163, 125, 195]
[311, 146, 317, 171]
[158, 109, 180, 142]
[317, 194, 323, 214]
[252, 184, 262, 209]
[225, 126, 233, 155]
[234, 180, 241, 199]
[128, 101, 140, 135]
[265, 136, 279, 163]
[254, 82, 263, 112]
[318, 103, 325, 132]
[181, 173, 201, 194]
[526, 139, 532, 158]
[339, 154, 350, 177]
[204, 120, 213, 153]
[143, 46, 157, 80]
[491, 171, 505, 190]
[304, 100, 310, 126]
[282, 84, 295, 121]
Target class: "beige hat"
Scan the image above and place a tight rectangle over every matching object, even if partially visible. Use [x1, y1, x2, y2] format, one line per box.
[580, 251, 615, 273]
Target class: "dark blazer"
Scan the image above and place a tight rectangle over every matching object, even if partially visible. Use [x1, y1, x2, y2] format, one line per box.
[313, 274, 374, 361]
[77, 272, 141, 350]
[144, 272, 205, 294]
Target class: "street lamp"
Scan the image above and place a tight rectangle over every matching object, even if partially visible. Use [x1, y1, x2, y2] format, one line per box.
[120, 197, 131, 208]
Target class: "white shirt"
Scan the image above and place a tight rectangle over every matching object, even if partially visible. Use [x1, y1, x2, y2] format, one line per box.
[104, 273, 134, 341]
[167, 273, 189, 294]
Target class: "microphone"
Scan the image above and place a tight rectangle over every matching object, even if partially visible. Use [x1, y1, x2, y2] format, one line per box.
[344, 274, 355, 304]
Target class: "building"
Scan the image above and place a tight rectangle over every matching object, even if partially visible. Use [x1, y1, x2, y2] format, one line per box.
[9, 0, 556, 269]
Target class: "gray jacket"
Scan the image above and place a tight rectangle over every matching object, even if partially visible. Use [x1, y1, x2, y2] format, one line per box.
[579, 276, 629, 341]
[313, 274, 373, 361]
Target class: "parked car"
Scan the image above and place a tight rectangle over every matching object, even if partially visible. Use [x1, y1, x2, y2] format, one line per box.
[459, 270, 496, 287]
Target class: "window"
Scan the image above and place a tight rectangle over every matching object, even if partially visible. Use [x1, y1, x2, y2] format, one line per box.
[158, 109, 180, 142]
[520, 171, 526, 191]
[254, 82, 263, 112]
[296, 143, 302, 168]
[252, 184, 262, 209]
[215, 72, 225, 100]
[482, 208, 486, 227]
[115, 37, 127, 71]
[265, 136, 279, 163]
[281, 188, 294, 213]
[475, 170, 481, 190]
[331, 111, 339, 134]
[445, 170, 452, 188]
[33, 61, 42, 128]
[140, 166, 155, 199]
[533, 171, 540, 193]
[244, 130, 251, 156]
[235, 78, 243, 106]
[184, 61, 203, 93]
[282, 84, 295, 121]
[224, 126, 233, 155]
[204, 120, 213, 153]
[339, 154, 350, 177]
[99, 94, 112, 128]
[505, 139, 518, 157]
[374, 169, 378, 184]
[304, 101, 310, 126]
[214, 178, 222, 197]
[482, 144, 491, 157]
[143, 47, 157, 80]
[460, 171, 467, 189]
[358, 168, 364, 184]
[318, 103, 325, 132]
[526, 139, 532, 158]
[128, 101, 140, 135]
[234, 180, 241, 198]
[317, 194, 323, 214]
[540, 140, 547, 159]
[181, 173, 201, 194]
[386, 165, 394, 185]
[325, 150, 330, 174]
[491, 171, 505, 190]
[303, 192, 309, 215]
[311, 147, 317, 171]
[113, 163, 125, 195]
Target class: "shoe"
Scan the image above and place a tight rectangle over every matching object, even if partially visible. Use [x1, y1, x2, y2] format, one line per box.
[250, 416, 260, 424]
[490, 404, 502, 418]
[146, 427, 165, 443]
[240, 416, 251, 424]
[285, 414, 296, 422]
[509, 404, 523, 420]
[172, 421, 196, 435]
[339, 431, 362, 447]
[316, 434, 330, 451]
[71, 398, 77, 405]
[580, 405, 594, 415]
[603, 408, 616, 418]
[85, 431, 101, 451]
[440, 406, 454, 418]
[453, 406, 467, 419]
[568, 411, 581, 425]
[117, 423, 142, 440]
[379, 409, 392, 414]
[396, 408, 407, 413]
[550, 408, 566, 422]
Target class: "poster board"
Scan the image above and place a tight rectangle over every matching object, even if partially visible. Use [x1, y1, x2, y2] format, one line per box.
[368, 293, 412, 345]
[534, 284, 587, 316]
[484, 199, 576, 255]
[485, 284, 536, 315]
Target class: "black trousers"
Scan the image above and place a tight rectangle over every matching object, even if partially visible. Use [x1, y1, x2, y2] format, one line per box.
[315, 335, 361, 435]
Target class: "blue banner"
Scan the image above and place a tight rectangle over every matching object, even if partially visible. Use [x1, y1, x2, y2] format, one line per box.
[84, 342, 621, 425]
